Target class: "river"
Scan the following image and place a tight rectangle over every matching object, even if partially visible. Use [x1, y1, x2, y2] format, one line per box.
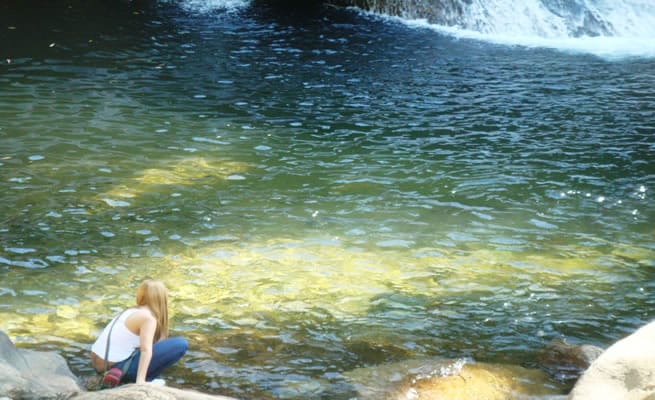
[1, 0, 654, 398]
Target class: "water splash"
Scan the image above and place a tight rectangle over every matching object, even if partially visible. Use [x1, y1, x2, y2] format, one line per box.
[458, 0, 655, 38]
[440, 358, 467, 376]
[352, 0, 655, 58]
[173, 0, 251, 13]
[407, 358, 468, 382]
[352, 0, 655, 37]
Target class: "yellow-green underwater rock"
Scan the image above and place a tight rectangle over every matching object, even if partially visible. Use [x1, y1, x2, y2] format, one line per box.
[409, 363, 563, 400]
[99, 156, 250, 201]
[346, 358, 565, 400]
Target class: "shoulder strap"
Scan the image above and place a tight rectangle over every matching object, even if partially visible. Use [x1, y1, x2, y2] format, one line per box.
[103, 309, 129, 374]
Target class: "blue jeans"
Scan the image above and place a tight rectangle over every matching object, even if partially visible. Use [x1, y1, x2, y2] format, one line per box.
[114, 337, 188, 382]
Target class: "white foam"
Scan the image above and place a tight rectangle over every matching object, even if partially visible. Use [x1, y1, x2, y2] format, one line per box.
[597, 0, 655, 37]
[174, 0, 250, 13]
[462, 0, 570, 37]
[355, 1, 655, 60]
[389, 14, 655, 60]
[458, 0, 654, 38]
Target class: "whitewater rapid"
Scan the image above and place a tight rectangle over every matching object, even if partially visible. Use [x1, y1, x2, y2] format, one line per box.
[402, 17, 655, 60]
[356, 0, 655, 60]
[170, 0, 250, 13]
[172, 0, 655, 59]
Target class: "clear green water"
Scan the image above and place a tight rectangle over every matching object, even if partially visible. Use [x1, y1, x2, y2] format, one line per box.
[1, 1, 654, 398]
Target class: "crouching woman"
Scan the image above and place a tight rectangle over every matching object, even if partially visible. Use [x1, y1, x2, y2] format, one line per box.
[90, 280, 188, 385]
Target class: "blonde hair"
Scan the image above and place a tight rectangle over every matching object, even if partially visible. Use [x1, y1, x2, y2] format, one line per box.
[136, 280, 169, 341]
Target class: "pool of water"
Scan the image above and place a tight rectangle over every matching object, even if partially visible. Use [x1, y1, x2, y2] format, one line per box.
[1, 1, 654, 398]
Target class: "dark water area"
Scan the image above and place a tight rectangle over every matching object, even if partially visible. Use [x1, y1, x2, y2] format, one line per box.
[1, 1, 655, 398]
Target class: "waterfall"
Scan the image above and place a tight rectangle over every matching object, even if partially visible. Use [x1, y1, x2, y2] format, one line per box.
[349, 0, 655, 38]
[171, 0, 655, 57]
[347, 0, 655, 58]
[170, 0, 655, 38]
[170, 0, 251, 13]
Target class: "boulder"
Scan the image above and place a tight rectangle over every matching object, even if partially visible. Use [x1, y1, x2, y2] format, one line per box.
[406, 363, 565, 400]
[569, 321, 655, 400]
[74, 384, 237, 400]
[0, 331, 82, 399]
[345, 357, 566, 400]
[0, 330, 237, 400]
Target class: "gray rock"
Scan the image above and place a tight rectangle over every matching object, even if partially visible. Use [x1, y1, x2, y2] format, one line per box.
[74, 384, 237, 400]
[1, 331, 237, 400]
[0, 331, 81, 399]
[569, 321, 655, 399]
[0, 331, 27, 369]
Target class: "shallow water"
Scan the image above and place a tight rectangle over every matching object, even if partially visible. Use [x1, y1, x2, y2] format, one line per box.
[1, 1, 654, 398]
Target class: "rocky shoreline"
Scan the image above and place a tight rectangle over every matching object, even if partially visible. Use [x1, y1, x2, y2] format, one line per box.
[2, 322, 655, 399]
[0, 330, 236, 400]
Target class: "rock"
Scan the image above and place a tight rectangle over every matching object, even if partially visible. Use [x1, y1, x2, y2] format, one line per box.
[0, 330, 238, 400]
[345, 357, 459, 399]
[406, 363, 566, 400]
[0, 331, 81, 399]
[0, 330, 26, 369]
[540, 338, 604, 384]
[74, 384, 237, 400]
[569, 321, 655, 400]
[346, 357, 565, 400]
[0, 363, 27, 399]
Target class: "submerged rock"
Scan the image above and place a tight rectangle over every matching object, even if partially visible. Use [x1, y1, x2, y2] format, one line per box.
[569, 321, 655, 400]
[406, 363, 565, 400]
[345, 357, 566, 399]
[539, 338, 603, 385]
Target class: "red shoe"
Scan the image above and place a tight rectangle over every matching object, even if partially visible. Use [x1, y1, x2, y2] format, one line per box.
[102, 367, 123, 388]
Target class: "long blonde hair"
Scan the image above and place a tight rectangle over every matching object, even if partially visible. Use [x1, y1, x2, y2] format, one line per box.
[136, 280, 169, 341]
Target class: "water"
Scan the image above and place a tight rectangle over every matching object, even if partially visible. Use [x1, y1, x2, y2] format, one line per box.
[1, 1, 654, 398]
[354, 0, 655, 58]
[350, 0, 655, 37]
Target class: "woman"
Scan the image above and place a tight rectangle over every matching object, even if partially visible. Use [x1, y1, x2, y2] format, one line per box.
[90, 280, 188, 385]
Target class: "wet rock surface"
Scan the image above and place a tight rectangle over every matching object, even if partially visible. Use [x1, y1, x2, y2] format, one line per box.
[345, 357, 566, 400]
[539, 338, 604, 385]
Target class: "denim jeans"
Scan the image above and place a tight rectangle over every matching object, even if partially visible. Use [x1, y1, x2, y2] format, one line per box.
[114, 336, 188, 382]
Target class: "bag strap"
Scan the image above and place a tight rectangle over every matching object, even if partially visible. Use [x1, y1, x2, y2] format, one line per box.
[120, 349, 139, 376]
[102, 309, 129, 375]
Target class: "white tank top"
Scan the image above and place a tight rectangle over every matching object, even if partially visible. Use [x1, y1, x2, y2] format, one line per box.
[91, 308, 140, 362]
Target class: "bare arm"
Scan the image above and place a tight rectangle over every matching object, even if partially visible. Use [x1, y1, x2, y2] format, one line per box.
[135, 313, 157, 384]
